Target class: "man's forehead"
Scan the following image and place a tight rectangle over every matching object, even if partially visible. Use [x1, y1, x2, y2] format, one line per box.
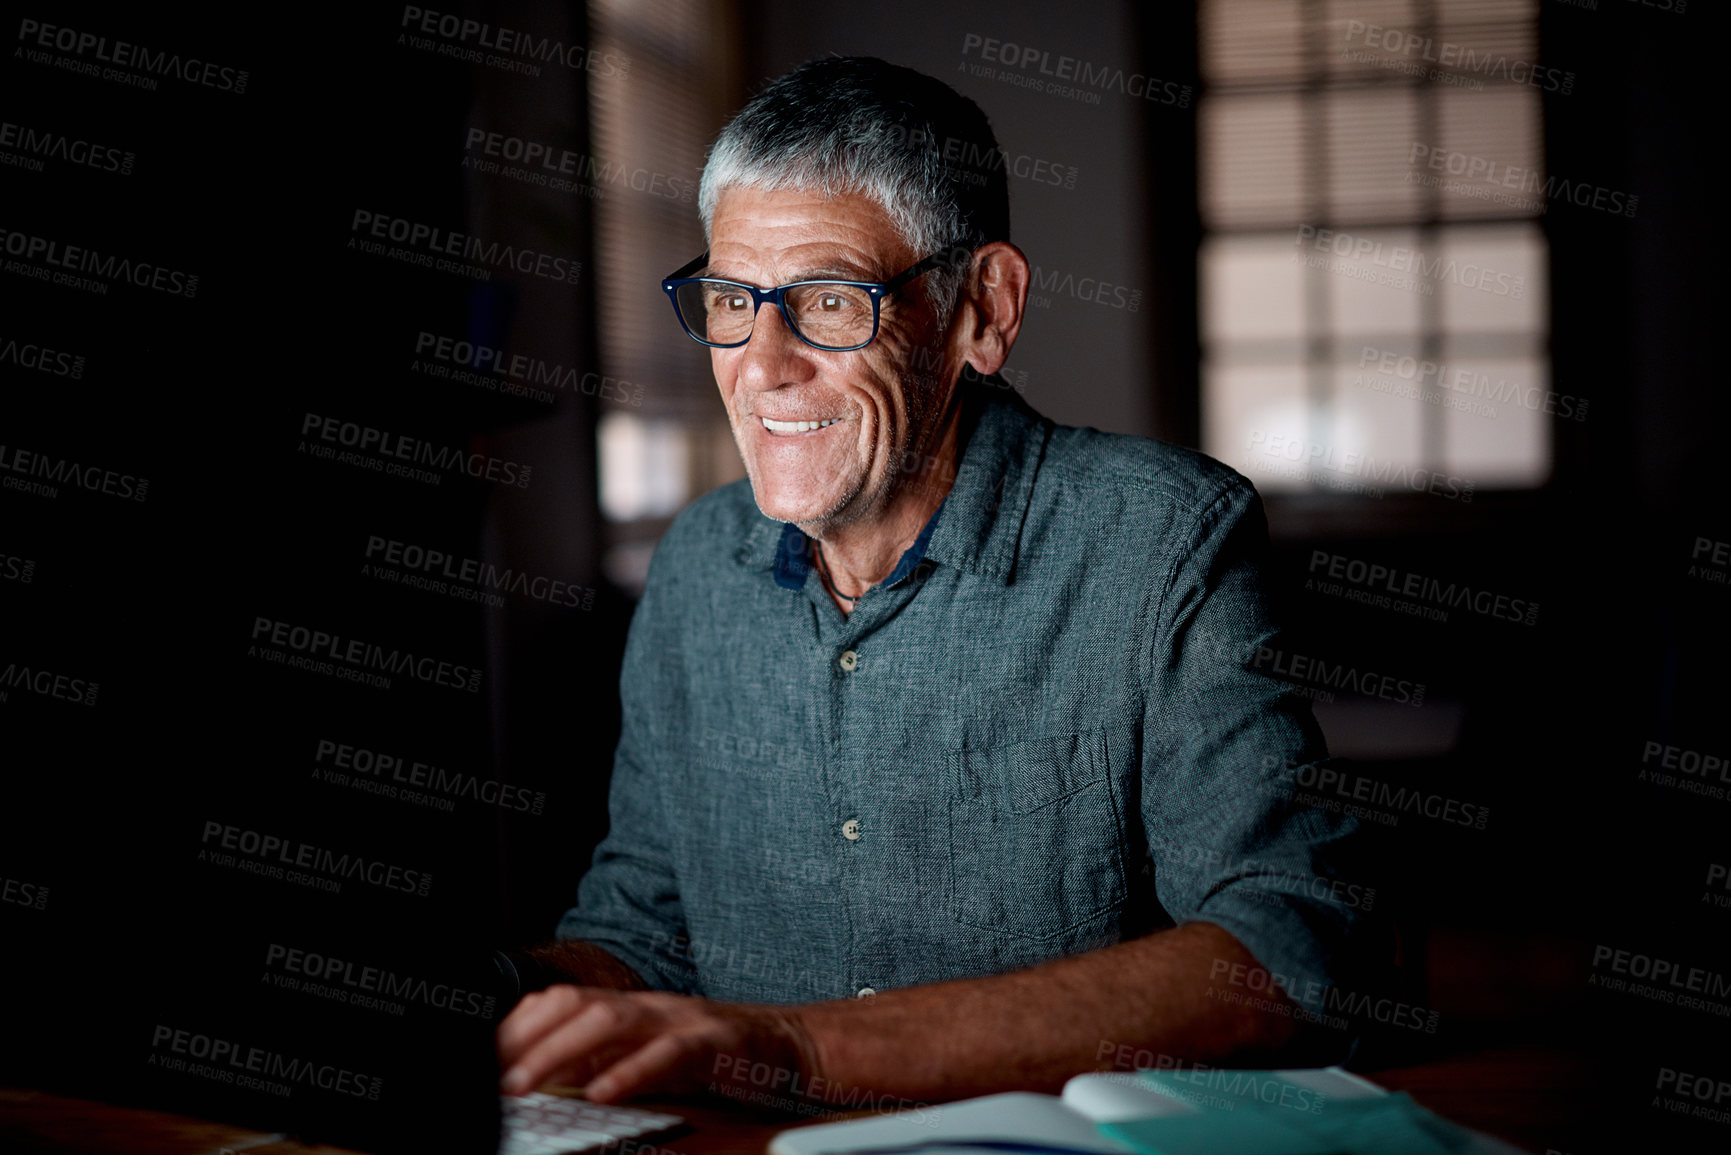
[708, 185, 912, 277]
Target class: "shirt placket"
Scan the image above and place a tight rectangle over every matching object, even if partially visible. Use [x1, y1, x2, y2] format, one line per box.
[808, 575, 918, 1001]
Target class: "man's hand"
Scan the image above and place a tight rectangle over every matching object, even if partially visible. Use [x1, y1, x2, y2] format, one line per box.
[496, 985, 819, 1104]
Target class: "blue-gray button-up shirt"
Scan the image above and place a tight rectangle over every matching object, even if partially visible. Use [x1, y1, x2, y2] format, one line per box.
[558, 381, 1374, 1031]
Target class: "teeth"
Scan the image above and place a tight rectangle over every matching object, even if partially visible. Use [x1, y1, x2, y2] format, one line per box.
[762, 417, 839, 433]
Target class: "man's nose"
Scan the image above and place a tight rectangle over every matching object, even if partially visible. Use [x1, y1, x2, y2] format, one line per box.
[734, 303, 812, 391]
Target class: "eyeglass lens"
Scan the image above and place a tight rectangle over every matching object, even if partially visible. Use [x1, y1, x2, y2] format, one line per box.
[675, 281, 877, 348]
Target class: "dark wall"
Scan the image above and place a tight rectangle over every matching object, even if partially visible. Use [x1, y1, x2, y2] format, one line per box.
[1, 5, 621, 1148]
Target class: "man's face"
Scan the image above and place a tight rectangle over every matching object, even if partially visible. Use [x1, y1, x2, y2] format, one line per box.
[706, 186, 955, 531]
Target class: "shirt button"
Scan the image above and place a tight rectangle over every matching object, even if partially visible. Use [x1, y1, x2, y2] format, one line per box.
[841, 818, 861, 841]
[838, 650, 859, 672]
[856, 987, 876, 998]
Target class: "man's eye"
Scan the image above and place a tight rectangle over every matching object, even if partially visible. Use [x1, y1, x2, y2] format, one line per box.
[719, 294, 749, 311]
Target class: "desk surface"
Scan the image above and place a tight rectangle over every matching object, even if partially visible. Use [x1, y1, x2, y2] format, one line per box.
[0, 1045, 1602, 1155]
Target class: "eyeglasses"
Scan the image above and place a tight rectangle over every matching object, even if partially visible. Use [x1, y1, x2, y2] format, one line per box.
[661, 245, 971, 352]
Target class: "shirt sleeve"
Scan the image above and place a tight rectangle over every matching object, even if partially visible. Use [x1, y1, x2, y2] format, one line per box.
[1140, 478, 1389, 1057]
[554, 554, 703, 995]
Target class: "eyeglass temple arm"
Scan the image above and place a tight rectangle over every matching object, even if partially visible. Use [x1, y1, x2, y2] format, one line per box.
[882, 244, 976, 293]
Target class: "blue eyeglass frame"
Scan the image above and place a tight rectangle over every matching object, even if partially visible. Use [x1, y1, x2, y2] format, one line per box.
[660, 244, 972, 352]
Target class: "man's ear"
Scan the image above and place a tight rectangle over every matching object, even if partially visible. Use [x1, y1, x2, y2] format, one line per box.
[955, 242, 1029, 377]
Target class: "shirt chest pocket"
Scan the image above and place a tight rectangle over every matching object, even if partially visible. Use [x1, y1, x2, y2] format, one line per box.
[948, 730, 1129, 941]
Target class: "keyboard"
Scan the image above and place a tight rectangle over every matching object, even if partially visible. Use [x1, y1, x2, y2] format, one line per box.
[499, 1091, 684, 1155]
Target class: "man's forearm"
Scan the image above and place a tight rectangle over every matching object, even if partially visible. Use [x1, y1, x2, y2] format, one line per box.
[788, 922, 1312, 1103]
[512, 940, 648, 992]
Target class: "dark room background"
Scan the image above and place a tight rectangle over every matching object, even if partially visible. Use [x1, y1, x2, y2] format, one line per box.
[1, 2, 1722, 1152]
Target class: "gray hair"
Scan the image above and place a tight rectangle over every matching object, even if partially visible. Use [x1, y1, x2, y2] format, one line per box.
[698, 56, 1012, 329]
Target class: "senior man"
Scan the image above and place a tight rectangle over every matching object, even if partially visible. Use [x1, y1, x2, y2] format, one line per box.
[496, 57, 1379, 1107]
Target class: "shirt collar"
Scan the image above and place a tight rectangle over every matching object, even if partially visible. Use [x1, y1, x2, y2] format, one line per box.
[767, 493, 949, 592]
[740, 377, 1048, 587]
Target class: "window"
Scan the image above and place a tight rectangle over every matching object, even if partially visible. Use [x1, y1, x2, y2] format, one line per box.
[589, 0, 745, 591]
[1198, 0, 1552, 507]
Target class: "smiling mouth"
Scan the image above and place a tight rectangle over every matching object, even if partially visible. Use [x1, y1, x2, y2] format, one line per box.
[760, 416, 841, 434]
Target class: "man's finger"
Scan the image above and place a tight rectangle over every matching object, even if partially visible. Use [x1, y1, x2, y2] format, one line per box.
[587, 1033, 701, 1103]
[496, 986, 595, 1070]
[501, 998, 643, 1095]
